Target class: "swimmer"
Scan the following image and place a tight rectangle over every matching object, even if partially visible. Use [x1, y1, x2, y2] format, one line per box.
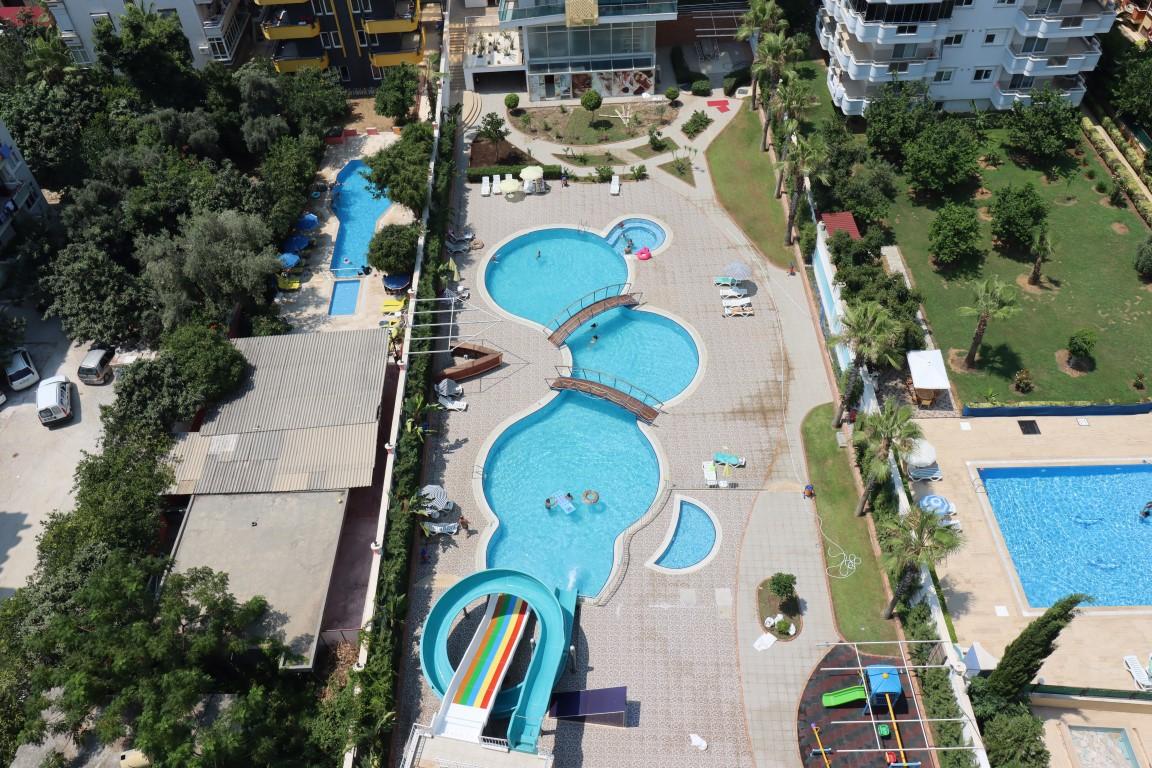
[591, 322, 598, 329]
[1142, 507, 1151, 520]
[565, 493, 574, 501]
[545, 497, 554, 510]
[590, 335, 599, 346]
[536, 249, 541, 259]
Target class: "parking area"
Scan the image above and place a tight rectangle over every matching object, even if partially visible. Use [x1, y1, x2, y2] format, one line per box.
[0, 308, 116, 599]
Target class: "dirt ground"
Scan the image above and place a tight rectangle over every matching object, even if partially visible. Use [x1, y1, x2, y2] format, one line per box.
[345, 97, 396, 133]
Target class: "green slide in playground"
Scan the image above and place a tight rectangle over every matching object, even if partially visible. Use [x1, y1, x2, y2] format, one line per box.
[822, 685, 868, 707]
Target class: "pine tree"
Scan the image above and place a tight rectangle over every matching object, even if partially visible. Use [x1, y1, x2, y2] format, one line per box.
[984, 593, 1088, 700]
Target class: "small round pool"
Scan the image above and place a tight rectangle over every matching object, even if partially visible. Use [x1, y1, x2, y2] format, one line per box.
[605, 217, 666, 256]
[650, 498, 720, 572]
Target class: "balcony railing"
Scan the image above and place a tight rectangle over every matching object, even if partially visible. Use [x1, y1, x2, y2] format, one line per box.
[272, 38, 329, 71]
[368, 30, 422, 66]
[260, 6, 320, 38]
[498, 0, 674, 22]
[363, 0, 419, 33]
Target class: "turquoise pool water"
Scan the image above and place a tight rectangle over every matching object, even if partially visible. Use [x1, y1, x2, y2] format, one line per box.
[484, 392, 660, 596]
[655, 500, 717, 570]
[1068, 726, 1141, 768]
[328, 280, 361, 316]
[980, 464, 1152, 607]
[485, 228, 628, 326]
[331, 159, 391, 276]
[604, 217, 666, 255]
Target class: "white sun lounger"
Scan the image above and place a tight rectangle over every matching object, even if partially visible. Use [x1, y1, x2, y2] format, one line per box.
[722, 296, 753, 308]
[480, 176, 491, 197]
[719, 285, 748, 298]
[1125, 656, 1152, 691]
[421, 521, 459, 536]
[439, 395, 468, 411]
[702, 460, 728, 489]
[610, 174, 621, 196]
[723, 304, 755, 317]
[436, 379, 463, 398]
[714, 276, 741, 287]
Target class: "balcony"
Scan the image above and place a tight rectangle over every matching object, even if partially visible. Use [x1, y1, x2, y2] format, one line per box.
[272, 38, 329, 71]
[990, 74, 1086, 108]
[261, 5, 320, 38]
[1015, 0, 1115, 36]
[254, 0, 309, 8]
[826, 66, 881, 115]
[825, 27, 940, 81]
[368, 30, 422, 67]
[1000, 35, 1100, 74]
[201, 0, 242, 37]
[497, 0, 675, 24]
[822, 0, 951, 44]
[363, 0, 419, 34]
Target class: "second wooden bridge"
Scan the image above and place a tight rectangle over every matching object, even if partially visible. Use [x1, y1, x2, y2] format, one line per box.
[545, 284, 641, 347]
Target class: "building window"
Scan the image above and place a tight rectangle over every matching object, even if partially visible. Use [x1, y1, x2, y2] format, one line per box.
[1021, 37, 1047, 52]
[357, 29, 368, 46]
[156, 8, 178, 17]
[338, 65, 351, 81]
[994, 0, 1016, 5]
[955, 0, 973, 7]
[320, 31, 341, 49]
[1060, 15, 1083, 26]
[889, 62, 910, 73]
[89, 11, 114, 28]
[973, 68, 992, 81]
[1034, 0, 1062, 12]
[349, 0, 360, 11]
[370, 64, 383, 80]
[1008, 74, 1034, 89]
[362, 0, 372, 11]
[896, 24, 917, 34]
[210, 38, 231, 59]
[311, 0, 326, 14]
[892, 43, 915, 58]
[942, 33, 963, 46]
[66, 44, 91, 65]
[933, 69, 953, 82]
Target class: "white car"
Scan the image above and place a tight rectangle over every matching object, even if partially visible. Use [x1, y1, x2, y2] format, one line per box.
[36, 376, 74, 426]
[4, 347, 39, 391]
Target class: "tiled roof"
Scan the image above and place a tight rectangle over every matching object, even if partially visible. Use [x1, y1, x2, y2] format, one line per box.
[820, 211, 862, 241]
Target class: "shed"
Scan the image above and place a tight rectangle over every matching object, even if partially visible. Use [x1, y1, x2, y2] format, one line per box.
[907, 349, 950, 406]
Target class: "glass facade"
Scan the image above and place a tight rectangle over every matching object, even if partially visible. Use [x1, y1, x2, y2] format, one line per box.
[524, 21, 656, 100]
[524, 22, 655, 61]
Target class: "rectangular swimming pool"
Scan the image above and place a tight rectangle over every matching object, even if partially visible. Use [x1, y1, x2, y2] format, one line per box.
[328, 280, 361, 316]
[1067, 726, 1141, 768]
[980, 464, 1152, 607]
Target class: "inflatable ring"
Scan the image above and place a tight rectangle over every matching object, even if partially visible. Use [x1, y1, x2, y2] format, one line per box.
[582, 489, 600, 504]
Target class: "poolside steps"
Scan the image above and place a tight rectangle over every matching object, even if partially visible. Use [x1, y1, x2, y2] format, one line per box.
[546, 293, 640, 346]
[548, 376, 660, 423]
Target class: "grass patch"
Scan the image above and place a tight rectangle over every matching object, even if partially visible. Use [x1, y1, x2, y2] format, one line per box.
[552, 150, 621, 167]
[657, 159, 696, 186]
[706, 101, 792, 267]
[802, 404, 899, 644]
[511, 103, 677, 145]
[792, 58, 838, 136]
[630, 137, 679, 159]
[889, 128, 1152, 404]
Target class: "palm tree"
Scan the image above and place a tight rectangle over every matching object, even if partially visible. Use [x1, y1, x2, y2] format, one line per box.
[879, 505, 963, 618]
[778, 133, 828, 246]
[735, 0, 787, 44]
[959, 277, 1020, 369]
[753, 32, 806, 103]
[852, 399, 922, 517]
[404, 393, 443, 441]
[830, 301, 902, 427]
[1028, 226, 1052, 287]
[23, 36, 74, 86]
[768, 73, 816, 182]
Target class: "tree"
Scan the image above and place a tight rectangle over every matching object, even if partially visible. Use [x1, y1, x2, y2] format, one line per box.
[504, 93, 520, 112]
[1067, 328, 1097, 366]
[1111, 45, 1152, 128]
[1005, 87, 1080, 165]
[259, 134, 322, 236]
[93, 4, 201, 108]
[374, 63, 419, 123]
[904, 119, 980, 192]
[163, 324, 248, 406]
[1134, 236, 1152, 279]
[476, 111, 509, 162]
[365, 121, 434, 215]
[0, 72, 106, 187]
[766, 71, 816, 154]
[749, 30, 804, 103]
[664, 86, 680, 104]
[0, 309, 26, 352]
[984, 593, 1087, 700]
[280, 68, 348, 137]
[838, 159, 898, 226]
[736, 0, 787, 44]
[21, 36, 74, 86]
[959, 277, 1020, 368]
[991, 182, 1049, 251]
[928, 203, 983, 266]
[1028, 226, 1052, 286]
[778, 133, 828, 245]
[580, 89, 602, 113]
[982, 710, 1051, 768]
[864, 81, 934, 165]
[853, 399, 922, 517]
[368, 224, 421, 274]
[768, 572, 798, 612]
[831, 302, 902, 427]
[878, 504, 963, 618]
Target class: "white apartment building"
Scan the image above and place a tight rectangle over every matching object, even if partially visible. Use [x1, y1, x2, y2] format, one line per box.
[0, 119, 49, 253]
[816, 0, 1116, 114]
[45, 0, 249, 68]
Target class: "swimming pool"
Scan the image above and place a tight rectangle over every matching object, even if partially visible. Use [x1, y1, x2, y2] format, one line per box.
[483, 392, 661, 596]
[651, 499, 719, 572]
[328, 280, 361, 316]
[980, 464, 1152, 607]
[1067, 726, 1141, 768]
[331, 159, 391, 276]
[604, 217, 666, 256]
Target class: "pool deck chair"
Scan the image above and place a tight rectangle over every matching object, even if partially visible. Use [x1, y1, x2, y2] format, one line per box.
[610, 175, 621, 195]
[480, 175, 491, 197]
[909, 463, 944, 481]
[723, 304, 755, 317]
[702, 460, 728, 488]
[719, 285, 748, 299]
[714, 451, 745, 467]
[722, 296, 753, 308]
[439, 395, 468, 411]
[714, 276, 740, 287]
[421, 521, 459, 537]
[1125, 656, 1152, 691]
[436, 378, 463, 398]
[549, 686, 627, 727]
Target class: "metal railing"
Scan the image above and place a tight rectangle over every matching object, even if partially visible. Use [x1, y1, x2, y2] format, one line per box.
[554, 365, 665, 411]
[480, 735, 510, 751]
[543, 283, 630, 333]
[1029, 684, 1152, 701]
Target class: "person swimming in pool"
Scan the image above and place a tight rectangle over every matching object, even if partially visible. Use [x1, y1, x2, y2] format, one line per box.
[1141, 502, 1152, 520]
[590, 335, 599, 346]
[545, 497, 554, 510]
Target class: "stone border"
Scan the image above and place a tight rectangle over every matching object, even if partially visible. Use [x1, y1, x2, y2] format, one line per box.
[643, 494, 723, 576]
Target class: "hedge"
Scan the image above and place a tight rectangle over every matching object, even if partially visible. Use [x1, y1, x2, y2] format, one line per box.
[466, 164, 563, 182]
[670, 46, 707, 88]
[1081, 117, 1152, 226]
[723, 66, 751, 97]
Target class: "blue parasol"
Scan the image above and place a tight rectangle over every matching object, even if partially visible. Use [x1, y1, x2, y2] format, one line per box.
[278, 252, 301, 269]
[383, 273, 412, 292]
[918, 494, 953, 515]
[296, 212, 319, 231]
[282, 235, 310, 252]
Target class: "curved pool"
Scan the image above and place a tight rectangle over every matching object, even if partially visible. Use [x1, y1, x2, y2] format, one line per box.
[331, 159, 391, 276]
[652, 499, 719, 571]
[483, 392, 660, 596]
[604, 217, 666, 256]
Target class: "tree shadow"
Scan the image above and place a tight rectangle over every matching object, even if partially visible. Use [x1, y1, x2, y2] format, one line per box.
[993, 242, 1035, 265]
[934, 254, 986, 281]
[976, 342, 1024, 382]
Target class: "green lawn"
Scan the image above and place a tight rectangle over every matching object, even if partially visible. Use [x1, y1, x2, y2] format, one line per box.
[792, 58, 838, 136]
[706, 101, 792, 267]
[802, 405, 899, 644]
[656, 159, 696, 187]
[630, 136, 679, 159]
[889, 129, 1152, 404]
[552, 151, 622, 167]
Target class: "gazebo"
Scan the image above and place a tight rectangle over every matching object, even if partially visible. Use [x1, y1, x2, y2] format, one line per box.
[907, 349, 950, 407]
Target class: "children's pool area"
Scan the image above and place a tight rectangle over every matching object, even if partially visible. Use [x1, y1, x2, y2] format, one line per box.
[327, 280, 361, 316]
[1067, 726, 1142, 768]
[651, 499, 719, 571]
[331, 159, 391, 277]
[605, 217, 666, 256]
[980, 464, 1152, 607]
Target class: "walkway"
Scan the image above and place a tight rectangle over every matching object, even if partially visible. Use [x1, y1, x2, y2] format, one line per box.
[548, 376, 660, 423]
[546, 292, 639, 346]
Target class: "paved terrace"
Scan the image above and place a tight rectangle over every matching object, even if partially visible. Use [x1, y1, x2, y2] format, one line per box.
[391, 168, 838, 768]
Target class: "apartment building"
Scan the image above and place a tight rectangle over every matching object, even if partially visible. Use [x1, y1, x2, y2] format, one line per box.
[260, 0, 423, 88]
[44, 0, 250, 67]
[816, 0, 1116, 114]
[0, 119, 49, 252]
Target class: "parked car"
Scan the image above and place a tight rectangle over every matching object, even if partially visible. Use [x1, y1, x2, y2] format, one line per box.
[78, 347, 115, 384]
[4, 347, 39, 391]
[36, 376, 74, 426]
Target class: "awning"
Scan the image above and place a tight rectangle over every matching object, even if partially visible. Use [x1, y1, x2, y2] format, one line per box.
[908, 349, 949, 390]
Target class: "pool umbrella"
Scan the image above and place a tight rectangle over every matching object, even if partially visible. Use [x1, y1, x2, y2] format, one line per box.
[383, 273, 412, 292]
[722, 261, 752, 282]
[499, 177, 520, 197]
[519, 165, 544, 181]
[906, 439, 937, 468]
[296, 212, 319, 231]
[918, 494, 953, 515]
[278, 252, 301, 269]
[421, 484, 449, 511]
[283, 235, 311, 252]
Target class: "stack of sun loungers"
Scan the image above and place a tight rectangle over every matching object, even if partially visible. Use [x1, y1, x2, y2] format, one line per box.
[715, 277, 754, 317]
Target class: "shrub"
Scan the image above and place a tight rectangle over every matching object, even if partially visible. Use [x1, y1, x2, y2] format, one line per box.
[1135, 371, 1147, 390]
[1110, 181, 1127, 208]
[648, 126, 668, 152]
[722, 66, 751, 97]
[798, 221, 817, 261]
[1085, 167, 1096, 180]
[1135, 237, 1152, 278]
[990, 182, 1049, 251]
[1094, 179, 1108, 193]
[665, 86, 680, 104]
[681, 110, 713, 139]
[594, 164, 613, 183]
[774, 618, 792, 635]
[928, 203, 983, 265]
[504, 93, 519, 111]
[1013, 368, 1034, 393]
[1067, 329, 1097, 361]
[983, 710, 1051, 768]
[690, 79, 711, 97]
[769, 572, 798, 613]
[368, 223, 421, 274]
[629, 164, 647, 181]
[580, 89, 602, 113]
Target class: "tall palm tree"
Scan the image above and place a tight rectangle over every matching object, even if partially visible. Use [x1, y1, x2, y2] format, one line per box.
[747, 31, 805, 106]
[770, 116, 797, 197]
[959, 277, 1020, 369]
[23, 36, 74, 86]
[768, 73, 816, 179]
[879, 505, 963, 618]
[1028, 226, 1052, 287]
[830, 301, 902, 427]
[779, 133, 828, 246]
[852, 399, 922, 517]
[735, 0, 787, 44]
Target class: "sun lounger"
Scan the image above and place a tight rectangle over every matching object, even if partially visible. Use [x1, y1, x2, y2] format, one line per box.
[702, 460, 728, 488]
[277, 274, 301, 291]
[909, 463, 944, 481]
[723, 304, 755, 317]
[421, 521, 459, 537]
[436, 378, 463, 398]
[714, 276, 740, 287]
[940, 517, 963, 530]
[610, 174, 621, 196]
[722, 296, 753, 308]
[381, 298, 406, 315]
[1125, 656, 1152, 691]
[714, 451, 745, 467]
[439, 395, 468, 411]
[719, 285, 748, 298]
[480, 176, 491, 197]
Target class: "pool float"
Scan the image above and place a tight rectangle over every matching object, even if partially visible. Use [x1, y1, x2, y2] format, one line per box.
[636, 246, 652, 261]
[582, 489, 600, 504]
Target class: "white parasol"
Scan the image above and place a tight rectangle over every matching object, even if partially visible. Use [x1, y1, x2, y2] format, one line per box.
[722, 261, 752, 281]
[906, 438, 937, 468]
[519, 165, 544, 181]
[500, 177, 520, 196]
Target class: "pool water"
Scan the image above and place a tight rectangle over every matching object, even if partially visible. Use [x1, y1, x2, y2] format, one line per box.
[654, 500, 718, 570]
[980, 465, 1152, 607]
[331, 159, 391, 276]
[483, 392, 661, 596]
[328, 280, 361, 316]
[485, 228, 628, 326]
[1067, 726, 1141, 768]
[604, 217, 666, 256]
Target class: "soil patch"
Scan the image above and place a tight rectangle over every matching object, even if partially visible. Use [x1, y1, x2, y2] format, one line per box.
[975, 187, 993, 200]
[1056, 349, 1089, 377]
[978, 206, 993, 222]
[757, 583, 804, 641]
[947, 348, 975, 373]
[1112, 221, 1131, 235]
[511, 101, 677, 146]
[469, 139, 537, 167]
[1054, 195, 1079, 207]
[1016, 273, 1059, 294]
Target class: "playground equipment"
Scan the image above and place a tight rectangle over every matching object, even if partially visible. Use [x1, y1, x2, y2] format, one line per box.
[822, 684, 868, 708]
[809, 724, 833, 767]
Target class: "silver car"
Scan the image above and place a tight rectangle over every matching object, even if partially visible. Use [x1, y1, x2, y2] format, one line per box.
[4, 347, 39, 391]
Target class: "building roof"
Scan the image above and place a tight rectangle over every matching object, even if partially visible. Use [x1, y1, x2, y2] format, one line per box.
[820, 212, 862, 241]
[907, 349, 950, 391]
[171, 491, 349, 669]
[170, 328, 390, 495]
[0, 7, 52, 27]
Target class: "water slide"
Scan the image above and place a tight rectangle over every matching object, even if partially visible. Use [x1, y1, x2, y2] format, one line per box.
[421, 569, 577, 752]
[822, 684, 869, 707]
[430, 594, 531, 742]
